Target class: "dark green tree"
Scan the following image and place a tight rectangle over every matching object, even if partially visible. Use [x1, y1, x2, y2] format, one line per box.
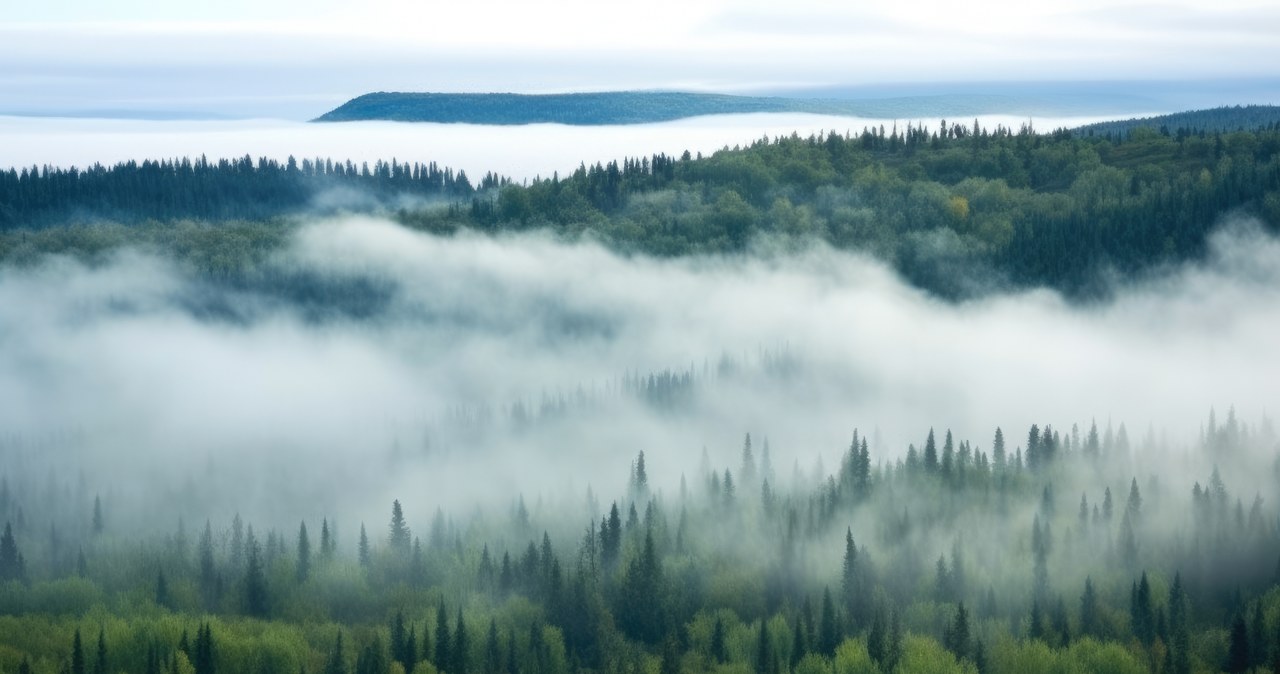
[389, 500, 411, 557]
[296, 521, 311, 583]
[93, 628, 106, 674]
[358, 524, 371, 569]
[325, 632, 347, 674]
[71, 628, 85, 674]
[1227, 613, 1250, 673]
[434, 603, 451, 670]
[924, 429, 939, 473]
[943, 602, 970, 659]
[244, 528, 268, 618]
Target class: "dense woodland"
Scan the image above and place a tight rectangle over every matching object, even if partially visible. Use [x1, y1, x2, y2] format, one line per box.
[2, 406, 1279, 674]
[4, 112, 1280, 298]
[3, 110, 1280, 673]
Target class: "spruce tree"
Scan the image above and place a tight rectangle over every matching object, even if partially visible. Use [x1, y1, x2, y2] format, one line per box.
[296, 522, 311, 583]
[71, 628, 85, 674]
[358, 524, 371, 569]
[389, 500, 411, 557]
[244, 528, 268, 617]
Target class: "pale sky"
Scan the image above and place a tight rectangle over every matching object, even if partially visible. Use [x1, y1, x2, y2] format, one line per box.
[3, 0, 1280, 118]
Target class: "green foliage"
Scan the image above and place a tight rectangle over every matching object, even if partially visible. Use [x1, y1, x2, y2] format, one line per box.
[6, 118, 1280, 301]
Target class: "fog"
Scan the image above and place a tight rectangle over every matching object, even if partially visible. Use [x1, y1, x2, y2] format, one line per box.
[0, 113, 1128, 183]
[1, 216, 1276, 539]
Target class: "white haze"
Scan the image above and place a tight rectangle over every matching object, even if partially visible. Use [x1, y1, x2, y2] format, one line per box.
[0, 113, 1129, 183]
[1, 218, 1277, 534]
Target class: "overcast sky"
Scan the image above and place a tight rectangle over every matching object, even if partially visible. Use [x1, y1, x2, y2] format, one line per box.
[3, 0, 1280, 118]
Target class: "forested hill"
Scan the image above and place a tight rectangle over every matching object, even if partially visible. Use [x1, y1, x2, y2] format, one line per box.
[1073, 105, 1280, 138]
[4, 115, 1280, 299]
[314, 91, 1039, 125]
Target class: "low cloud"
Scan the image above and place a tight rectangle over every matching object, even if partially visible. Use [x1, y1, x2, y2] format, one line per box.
[0, 217, 1276, 532]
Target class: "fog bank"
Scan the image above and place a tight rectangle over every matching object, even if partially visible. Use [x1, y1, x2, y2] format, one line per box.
[0, 217, 1276, 530]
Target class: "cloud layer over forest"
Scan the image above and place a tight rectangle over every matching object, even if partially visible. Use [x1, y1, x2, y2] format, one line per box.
[0, 217, 1276, 530]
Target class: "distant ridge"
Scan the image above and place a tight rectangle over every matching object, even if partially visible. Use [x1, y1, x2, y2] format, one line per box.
[312, 90, 1068, 125]
[1072, 105, 1280, 136]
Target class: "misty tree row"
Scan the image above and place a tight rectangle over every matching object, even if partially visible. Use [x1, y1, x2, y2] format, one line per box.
[1, 409, 1278, 673]
[4, 119, 1280, 299]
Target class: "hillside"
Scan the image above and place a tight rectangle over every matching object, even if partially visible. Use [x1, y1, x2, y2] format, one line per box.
[313, 91, 1057, 125]
[1073, 104, 1280, 137]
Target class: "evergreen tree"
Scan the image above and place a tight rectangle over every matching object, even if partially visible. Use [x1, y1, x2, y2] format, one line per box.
[71, 628, 85, 674]
[453, 607, 469, 674]
[389, 500, 411, 556]
[434, 603, 451, 670]
[819, 586, 838, 655]
[924, 429, 939, 473]
[1227, 613, 1250, 673]
[244, 528, 268, 617]
[943, 602, 970, 659]
[198, 521, 216, 608]
[1080, 577, 1099, 638]
[358, 524, 371, 569]
[741, 433, 757, 486]
[0, 521, 24, 582]
[92, 495, 104, 534]
[710, 616, 727, 663]
[156, 569, 171, 609]
[92, 627, 107, 674]
[320, 518, 334, 559]
[484, 619, 501, 674]
[194, 623, 214, 674]
[391, 611, 408, 673]
[296, 521, 311, 583]
[1130, 573, 1154, 645]
[326, 632, 347, 674]
[755, 618, 771, 674]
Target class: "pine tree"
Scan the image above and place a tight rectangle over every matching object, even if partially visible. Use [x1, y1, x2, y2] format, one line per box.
[244, 528, 268, 617]
[1227, 613, 1250, 673]
[484, 619, 501, 674]
[1080, 577, 1099, 638]
[320, 518, 334, 560]
[454, 607, 469, 674]
[198, 521, 216, 608]
[325, 632, 347, 674]
[71, 628, 85, 674]
[391, 611, 407, 672]
[194, 623, 214, 674]
[389, 500, 411, 556]
[755, 618, 771, 674]
[296, 521, 311, 583]
[0, 521, 24, 582]
[841, 528, 862, 629]
[92, 495, 104, 534]
[944, 602, 970, 659]
[924, 429, 939, 473]
[358, 524, 371, 569]
[92, 627, 107, 674]
[156, 569, 171, 609]
[819, 586, 838, 655]
[711, 616, 727, 663]
[434, 603, 451, 670]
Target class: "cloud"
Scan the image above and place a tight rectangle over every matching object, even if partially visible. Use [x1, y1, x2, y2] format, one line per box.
[1, 217, 1277, 534]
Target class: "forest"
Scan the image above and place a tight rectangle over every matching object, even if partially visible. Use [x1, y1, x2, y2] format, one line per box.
[2, 407, 1279, 674]
[4, 111, 1280, 298]
[3, 108, 1280, 674]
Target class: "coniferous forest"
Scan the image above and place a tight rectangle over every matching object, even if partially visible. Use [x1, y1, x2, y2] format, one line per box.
[2, 109, 1280, 674]
[3, 115, 1280, 299]
[2, 410, 1280, 674]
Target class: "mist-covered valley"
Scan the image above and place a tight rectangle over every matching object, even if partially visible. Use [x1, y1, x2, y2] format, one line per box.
[2, 210, 1279, 672]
